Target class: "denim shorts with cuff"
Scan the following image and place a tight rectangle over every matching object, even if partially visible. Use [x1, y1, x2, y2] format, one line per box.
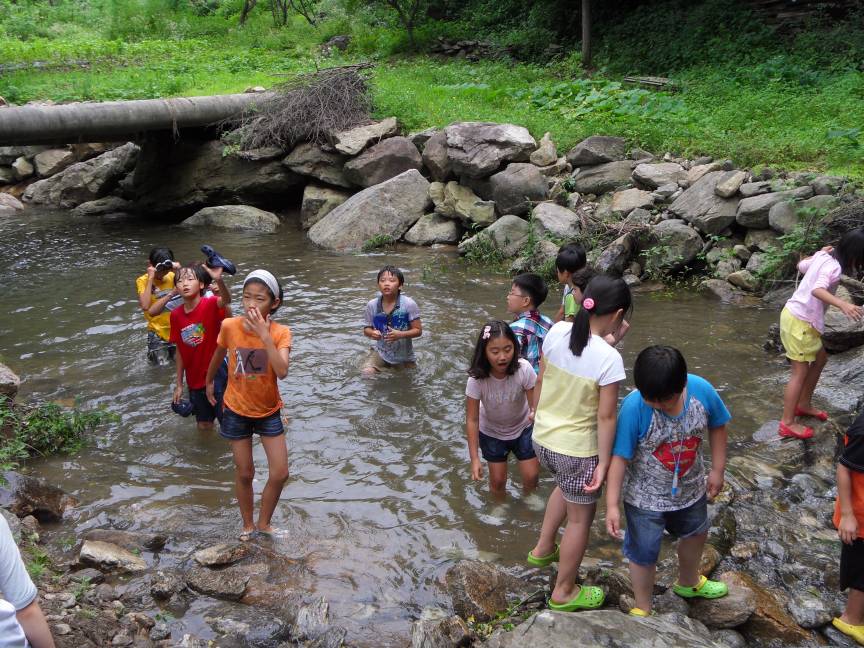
[479, 425, 535, 463]
[623, 495, 709, 566]
[219, 406, 284, 440]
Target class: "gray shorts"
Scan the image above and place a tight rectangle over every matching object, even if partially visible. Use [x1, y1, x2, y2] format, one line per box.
[147, 331, 175, 365]
[533, 442, 600, 504]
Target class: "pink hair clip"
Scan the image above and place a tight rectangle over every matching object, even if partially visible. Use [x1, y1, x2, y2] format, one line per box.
[583, 297, 595, 310]
[482, 325, 492, 339]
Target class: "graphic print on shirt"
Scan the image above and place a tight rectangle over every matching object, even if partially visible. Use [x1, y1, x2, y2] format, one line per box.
[180, 322, 205, 347]
[235, 348, 268, 377]
[652, 436, 702, 476]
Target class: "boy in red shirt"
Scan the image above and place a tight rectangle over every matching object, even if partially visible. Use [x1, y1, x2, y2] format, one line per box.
[834, 410, 864, 644]
[170, 263, 231, 430]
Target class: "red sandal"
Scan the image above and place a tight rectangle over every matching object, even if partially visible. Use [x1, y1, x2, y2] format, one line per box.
[779, 422, 814, 440]
[794, 406, 828, 421]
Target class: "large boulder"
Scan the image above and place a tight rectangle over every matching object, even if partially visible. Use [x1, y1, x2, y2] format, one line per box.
[24, 143, 140, 208]
[823, 305, 864, 353]
[732, 572, 816, 646]
[595, 234, 634, 275]
[488, 163, 547, 216]
[283, 142, 352, 188]
[444, 561, 535, 622]
[571, 160, 636, 195]
[736, 187, 814, 229]
[181, 205, 280, 232]
[444, 122, 536, 178]
[458, 215, 529, 259]
[714, 170, 748, 198]
[532, 202, 581, 239]
[768, 194, 839, 234]
[300, 184, 352, 229]
[421, 130, 452, 182]
[411, 614, 472, 648]
[432, 181, 496, 227]
[329, 117, 398, 156]
[0, 474, 77, 522]
[186, 565, 251, 601]
[632, 162, 687, 189]
[646, 219, 703, 272]
[308, 169, 430, 252]
[70, 196, 134, 218]
[610, 188, 654, 217]
[33, 149, 76, 177]
[342, 136, 423, 187]
[0, 362, 20, 399]
[566, 135, 627, 167]
[669, 171, 739, 235]
[0, 193, 24, 216]
[404, 213, 462, 245]
[79, 540, 147, 573]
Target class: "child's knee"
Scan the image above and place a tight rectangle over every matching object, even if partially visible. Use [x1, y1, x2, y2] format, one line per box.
[235, 465, 255, 482]
[489, 475, 507, 492]
[269, 467, 290, 484]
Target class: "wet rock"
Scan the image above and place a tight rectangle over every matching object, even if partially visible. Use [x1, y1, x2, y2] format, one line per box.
[481, 609, 721, 647]
[150, 570, 185, 600]
[11, 156, 33, 181]
[79, 540, 147, 573]
[185, 565, 250, 601]
[670, 171, 739, 235]
[529, 132, 557, 167]
[283, 142, 352, 188]
[610, 187, 654, 216]
[24, 143, 140, 208]
[181, 205, 280, 232]
[571, 160, 636, 195]
[330, 117, 398, 156]
[566, 135, 627, 167]
[645, 219, 703, 272]
[292, 595, 330, 641]
[308, 169, 430, 252]
[714, 170, 748, 198]
[33, 149, 76, 177]
[0, 193, 24, 216]
[433, 180, 495, 226]
[787, 590, 833, 628]
[633, 162, 687, 189]
[700, 279, 747, 304]
[726, 270, 759, 292]
[193, 542, 250, 567]
[411, 613, 473, 648]
[595, 233, 634, 276]
[619, 589, 689, 616]
[488, 163, 547, 216]
[343, 136, 423, 188]
[687, 572, 756, 629]
[459, 214, 529, 259]
[733, 572, 815, 646]
[0, 473, 77, 521]
[532, 202, 581, 239]
[823, 307, 864, 353]
[84, 528, 166, 552]
[823, 624, 859, 647]
[207, 607, 290, 647]
[300, 184, 352, 229]
[736, 186, 814, 229]
[768, 194, 839, 234]
[444, 122, 536, 179]
[70, 196, 134, 217]
[69, 567, 104, 585]
[445, 560, 536, 622]
[0, 362, 20, 399]
[404, 213, 462, 245]
[710, 628, 747, 648]
[150, 621, 170, 641]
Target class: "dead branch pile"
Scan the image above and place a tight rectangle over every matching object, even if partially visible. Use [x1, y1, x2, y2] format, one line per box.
[231, 63, 374, 150]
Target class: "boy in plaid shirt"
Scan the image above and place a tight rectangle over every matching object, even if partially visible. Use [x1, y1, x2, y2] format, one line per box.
[506, 273, 553, 374]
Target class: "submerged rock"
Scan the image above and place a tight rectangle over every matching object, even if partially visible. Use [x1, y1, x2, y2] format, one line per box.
[79, 540, 147, 573]
[186, 565, 251, 601]
[411, 614, 473, 648]
[181, 205, 280, 232]
[70, 196, 134, 217]
[444, 560, 536, 622]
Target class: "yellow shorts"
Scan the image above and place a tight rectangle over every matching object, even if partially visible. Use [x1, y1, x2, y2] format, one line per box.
[779, 307, 822, 362]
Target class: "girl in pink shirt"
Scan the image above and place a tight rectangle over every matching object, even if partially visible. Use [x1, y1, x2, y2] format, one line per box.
[779, 228, 864, 439]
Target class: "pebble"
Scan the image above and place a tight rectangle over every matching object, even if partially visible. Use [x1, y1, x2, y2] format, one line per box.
[54, 623, 71, 635]
[150, 621, 171, 641]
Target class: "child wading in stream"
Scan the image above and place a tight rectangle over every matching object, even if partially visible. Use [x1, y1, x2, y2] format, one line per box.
[206, 269, 292, 540]
[778, 228, 864, 440]
[465, 321, 539, 499]
[606, 345, 730, 617]
[527, 275, 630, 612]
[361, 265, 422, 375]
[135, 246, 180, 365]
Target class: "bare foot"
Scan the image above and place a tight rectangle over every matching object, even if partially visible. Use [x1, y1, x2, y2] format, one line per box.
[530, 542, 556, 559]
[550, 584, 580, 605]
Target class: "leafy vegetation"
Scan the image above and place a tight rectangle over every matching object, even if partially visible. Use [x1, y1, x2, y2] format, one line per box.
[361, 233, 396, 251]
[756, 208, 830, 284]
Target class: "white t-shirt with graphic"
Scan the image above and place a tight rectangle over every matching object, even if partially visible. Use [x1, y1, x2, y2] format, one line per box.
[465, 358, 537, 440]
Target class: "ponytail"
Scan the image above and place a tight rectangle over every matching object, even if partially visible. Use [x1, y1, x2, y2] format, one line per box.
[568, 274, 632, 356]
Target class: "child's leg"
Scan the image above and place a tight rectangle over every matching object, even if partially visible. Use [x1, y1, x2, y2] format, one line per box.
[781, 359, 810, 431]
[676, 531, 708, 587]
[842, 588, 864, 625]
[487, 461, 509, 500]
[531, 486, 566, 558]
[516, 457, 539, 492]
[229, 438, 256, 533]
[551, 501, 596, 604]
[630, 562, 657, 613]
[257, 433, 290, 532]
[797, 347, 828, 414]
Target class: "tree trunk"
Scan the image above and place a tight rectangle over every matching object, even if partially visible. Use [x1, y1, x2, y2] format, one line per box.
[239, 0, 257, 24]
[581, 0, 592, 69]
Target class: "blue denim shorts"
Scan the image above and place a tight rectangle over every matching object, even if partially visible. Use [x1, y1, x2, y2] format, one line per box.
[623, 495, 709, 566]
[219, 406, 284, 440]
[479, 425, 535, 463]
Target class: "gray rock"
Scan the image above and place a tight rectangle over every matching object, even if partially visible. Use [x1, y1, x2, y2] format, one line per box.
[686, 161, 724, 186]
[404, 214, 462, 245]
[710, 629, 747, 648]
[445, 560, 535, 623]
[823, 306, 864, 353]
[566, 135, 627, 167]
[596, 234, 634, 275]
[625, 207, 653, 228]
[33, 149, 76, 177]
[0, 473, 76, 521]
[300, 184, 351, 229]
[283, 143, 351, 188]
[411, 614, 472, 648]
[481, 610, 723, 647]
[630, 147, 655, 161]
[0, 193, 24, 216]
[737, 187, 814, 228]
[181, 205, 280, 232]
[715, 258, 741, 280]
[529, 132, 557, 167]
[193, 542, 250, 567]
[0, 362, 20, 399]
[70, 196, 134, 217]
[488, 163, 547, 216]
[535, 156, 570, 177]
[745, 252, 765, 275]
[571, 160, 636, 194]
[150, 622, 170, 641]
[744, 228, 781, 251]
[308, 169, 430, 252]
[0, 145, 51, 165]
[444, 122, 536, 179]
[207, 607, 290, 646]
[0, 167, 14, 184]
[714, 170, 747, 198]
[654, 182, 679, 199]
[739, 181, 771, 198]
[343, 136, 423, 188]
[688, 574, 756, 629]
[185, 565, 250, 601]
[458, 215, 529, 259]
[787, 591, 832, 629]
[700, 279, 747, 304]
[235, 146, 285, 162]
[646, 219, 703, 272]
[768, 194, 840, 234]
[150, 570, 185, 600]
[811, 175, 844, 195]
[733, 244, 751, 261]
[83, 528, 166, 552]
[409, 127, 438, 152]
[633, 162, 687, 189]
[610, 187, 654, 216]
[292, 596, 329, 641]
[669, 171, 739, 235]
[422, 130, 452, 182]
[532, 202, 580, 239]
[24, 143, 139, 208]
[330, 117, 398, 156]
[434, 181, 495, 227]
[79, 540, 147, 573]
[11, 157, 33, 181]
[727, 270, 759, 292]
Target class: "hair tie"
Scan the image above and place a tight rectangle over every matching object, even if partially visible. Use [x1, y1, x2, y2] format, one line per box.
[482, 325, 492, 340]
[582, 297, 595, 311]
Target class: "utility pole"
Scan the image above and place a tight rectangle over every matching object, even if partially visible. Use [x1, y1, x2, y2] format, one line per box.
[582, 0, 592, 69]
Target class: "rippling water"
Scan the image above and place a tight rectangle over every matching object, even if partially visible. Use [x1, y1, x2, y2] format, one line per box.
[0, 209, 788, 643]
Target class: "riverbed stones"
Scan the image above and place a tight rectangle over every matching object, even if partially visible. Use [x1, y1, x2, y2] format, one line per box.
[445, 560, 536, 622]
[84, 529, 166, 552]
[0, 145, 50, 165]
[730, 572, 815, 645]
[726, 270, 759, 292]
[181, 205, 280, 232]
[193, 542, 250, 567]
[529, 132, 557, 167]
[433, 181, 495, 226]
[669, 171, 739, 235]
[309, 169, 430, 252]
[79, 540, 147, 573]
[768, 194, 839, 234]
[186, 565, 251, 601]
[566, 135, 627, 167]
[34, 149, 76, 177]
[11, 156, 33, 181]
[422, 130, 452, 182]
[150, 570, 185, 600]
[610, 187, 654, 216]
[488, 163, 547, 216]
[411, 613, 472, 648]
[633, 162, 687, 189]
[0, 362, 20, 398]
[687, 573, 756, 629]
[283, 142, 352, 188]
[572, 160, 636, 195]
[458, 215, 529, 259]
[532, 202, 580, 239]
[739, 181, 771, 198]
[404, 213, 462, 245]
[343, 136, 423, 187]
[0, 473, 77, 521]
[444, 122, 536, 178]
[330, 117, 398, 156]
[300, 184, 351, 229]
[0, 192, 24, 216]
[736, 186, 814, 228]
[786, 591, 832, 628]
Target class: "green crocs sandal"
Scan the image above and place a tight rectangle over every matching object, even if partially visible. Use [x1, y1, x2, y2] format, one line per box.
[672, 575, 728, 599]
[548, 585, 605, 612]
[527, 543, 559, 567]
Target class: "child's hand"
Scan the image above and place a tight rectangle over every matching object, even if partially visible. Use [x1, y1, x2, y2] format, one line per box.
[244, 307, 271, 340]
[822, 245, 835, 254]
[584, 461, 608, 493]
[146, 265, 156, 279]
[369, 329, 383, 340]
[839, 301, 864, 321]
[384, 329, 402, 342]
[172, 384, 183, 404]
[527, 408, 535, 422]
[470, 458, 484, 481]
[606, 504, 624, 539]
[204, 264, 223, 282]
[206, 381, 216, 406]
[706, 468, 725, 500]
[839, 514, 859, 545]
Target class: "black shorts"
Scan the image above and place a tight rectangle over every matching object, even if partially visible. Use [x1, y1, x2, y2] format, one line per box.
[841, 538, 864, 591]
[189, 388, 219, 423]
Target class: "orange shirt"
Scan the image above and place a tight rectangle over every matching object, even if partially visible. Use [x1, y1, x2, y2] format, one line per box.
[217, 317, 292, 418]
[833, 430, 864, 539]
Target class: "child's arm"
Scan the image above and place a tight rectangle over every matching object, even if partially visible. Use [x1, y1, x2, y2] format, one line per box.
[605, 455, 628, 539]
[604, 319, 631, 346]
[585, 381, 620, 492]
[532, 361, 545, 412]
[363, 326, 382, 340]
[838, 463, 859, 545]
[148, 288, 178, 316]
[173, 353, 185, 404]
[205, 346, 228, 406]
[554, 304, 565, 323]
[385, 319, 422, 342]
[812, 288, 864, 320]
[524, 386, 536, 421]
[138, 267, 155, 311]
[203, 265, 231, 309]
[466, 397, 483, 481]
[706, 424, 727, 500]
